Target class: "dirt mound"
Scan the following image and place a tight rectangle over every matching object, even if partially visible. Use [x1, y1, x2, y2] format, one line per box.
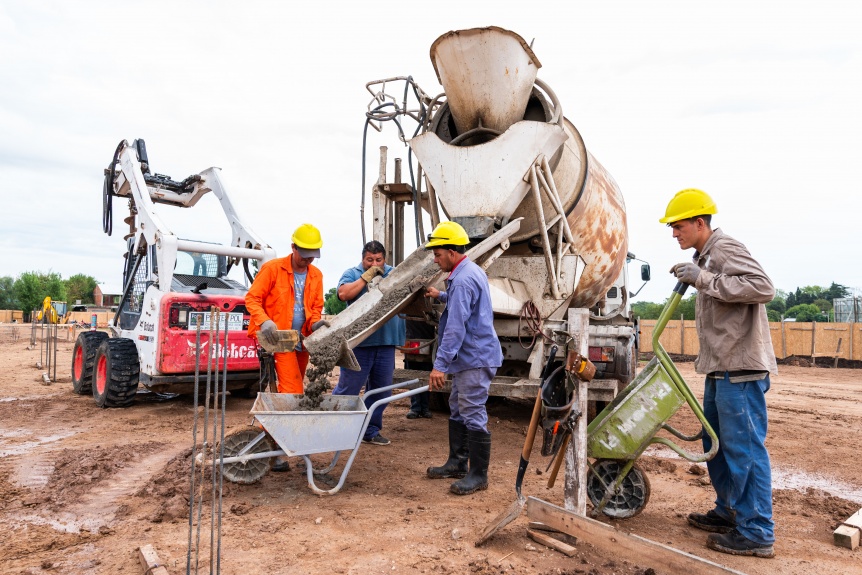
[133, 446, 244, 523]
[45, 441, 164, 508]
[773, 487, 859, 526]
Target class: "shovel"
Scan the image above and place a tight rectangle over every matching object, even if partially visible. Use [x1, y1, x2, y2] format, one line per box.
[475, 345, 557, 546]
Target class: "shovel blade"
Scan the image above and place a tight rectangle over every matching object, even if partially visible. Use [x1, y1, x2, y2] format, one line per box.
[475, 495, 526, 546]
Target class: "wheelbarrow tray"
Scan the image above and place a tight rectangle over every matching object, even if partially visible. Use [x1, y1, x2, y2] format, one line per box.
[586, 355, 687, 461]
[251, 392, 368, 456]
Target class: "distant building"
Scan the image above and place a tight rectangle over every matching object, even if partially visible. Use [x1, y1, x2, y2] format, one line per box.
[834, 297, 862, 323]
[94, 284, 124, 307]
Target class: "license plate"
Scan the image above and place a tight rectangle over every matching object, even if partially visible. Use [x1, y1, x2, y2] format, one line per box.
[189, 312, 244, 331]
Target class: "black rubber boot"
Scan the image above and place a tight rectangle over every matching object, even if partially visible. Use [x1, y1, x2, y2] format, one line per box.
[427, 419, 468, 479]
[450, 430, 491, 495]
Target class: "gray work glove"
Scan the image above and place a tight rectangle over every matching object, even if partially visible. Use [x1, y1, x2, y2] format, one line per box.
[670, 262, 701, 286]
[360, 266, 384, 283]
[311, 319, 330, 332]
[259, 320, 279, 347]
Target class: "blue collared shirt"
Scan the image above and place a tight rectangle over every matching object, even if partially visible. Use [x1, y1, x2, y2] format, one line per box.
[434, 256, 502, 373]
[337, 263, 406, 348]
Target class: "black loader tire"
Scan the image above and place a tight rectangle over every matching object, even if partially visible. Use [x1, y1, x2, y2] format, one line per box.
[92, 338, 140, 408]
[71, 331, 109, 394]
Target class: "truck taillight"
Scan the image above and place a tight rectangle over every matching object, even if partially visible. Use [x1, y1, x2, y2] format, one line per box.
[403, 340, 422, 354]
[589, 346, 615, 362]
[169, 304, 190, 328]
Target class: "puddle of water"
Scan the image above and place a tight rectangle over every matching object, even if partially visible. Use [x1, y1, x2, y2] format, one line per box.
[9, 512, 103, 534]
[771, 467, 862, 504]
[0, 431, 75, 457]
[644, 445, 862, 504]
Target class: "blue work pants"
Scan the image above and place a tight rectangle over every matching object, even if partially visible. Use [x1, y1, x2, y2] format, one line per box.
[332, 346, 395, 440]
[409, 391, 430, 414]
[448, 367, 496, 433]
[702, 373, 775, 545]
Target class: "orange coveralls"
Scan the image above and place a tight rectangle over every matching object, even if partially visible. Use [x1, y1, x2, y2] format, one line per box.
[245, 257, 324, 393]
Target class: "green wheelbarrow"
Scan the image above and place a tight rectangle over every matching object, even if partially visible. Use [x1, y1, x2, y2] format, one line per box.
[585, 282, 718, 518]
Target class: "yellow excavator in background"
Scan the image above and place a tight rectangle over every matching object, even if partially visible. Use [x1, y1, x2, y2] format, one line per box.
[35, 297, 70, 324]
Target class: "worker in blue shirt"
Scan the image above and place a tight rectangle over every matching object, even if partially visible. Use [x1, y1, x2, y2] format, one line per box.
[331, 241, 406, 446]
[423, 221, 502, 495]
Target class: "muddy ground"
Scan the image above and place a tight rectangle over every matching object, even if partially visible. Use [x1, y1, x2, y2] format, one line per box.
[1, 331, 861, 575]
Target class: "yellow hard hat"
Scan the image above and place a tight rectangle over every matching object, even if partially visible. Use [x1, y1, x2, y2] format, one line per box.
[425, 221, 470, 249]
[659, 188, 718, 224]
[292, 223, 323, 257]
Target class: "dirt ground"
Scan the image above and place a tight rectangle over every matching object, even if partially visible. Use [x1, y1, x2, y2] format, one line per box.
[1, 331, 861, 575]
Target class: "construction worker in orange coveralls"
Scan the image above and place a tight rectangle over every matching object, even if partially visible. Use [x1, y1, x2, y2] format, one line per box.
[246, 223, 326, 395]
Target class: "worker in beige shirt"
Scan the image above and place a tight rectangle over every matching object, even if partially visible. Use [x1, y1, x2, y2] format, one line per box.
[662, 188, 777, 559]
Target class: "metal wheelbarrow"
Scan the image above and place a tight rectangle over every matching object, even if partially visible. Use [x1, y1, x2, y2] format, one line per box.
[585, 282, 719, 518]
[216, 379, 427, 495]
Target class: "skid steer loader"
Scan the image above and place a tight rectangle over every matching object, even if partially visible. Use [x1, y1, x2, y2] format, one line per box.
[71, 139, 276, 407]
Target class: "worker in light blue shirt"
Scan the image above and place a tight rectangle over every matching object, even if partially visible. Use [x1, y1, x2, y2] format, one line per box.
[423, 221, 502, 496]
[331, 241, 406, 446]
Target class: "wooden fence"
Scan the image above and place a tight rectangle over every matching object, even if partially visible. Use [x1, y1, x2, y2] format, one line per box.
[639, 319, 862, 361]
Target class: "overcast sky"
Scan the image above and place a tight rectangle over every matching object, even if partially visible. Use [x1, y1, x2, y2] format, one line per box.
[1, 1, 860, 304]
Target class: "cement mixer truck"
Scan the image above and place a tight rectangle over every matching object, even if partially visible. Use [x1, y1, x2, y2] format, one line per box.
[304, 26, 649, 403]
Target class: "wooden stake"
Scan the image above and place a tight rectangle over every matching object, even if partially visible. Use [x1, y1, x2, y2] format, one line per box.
[138, 545, 170, 575]
[527, 528, 578, 557]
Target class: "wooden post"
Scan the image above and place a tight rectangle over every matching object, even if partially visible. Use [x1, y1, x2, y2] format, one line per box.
[564, 308, 589, 515]
[834, 338, 843, 369]
[781, 320, 787, 359]
[680, 314, 685, 355]
[811, 321, 817, 367]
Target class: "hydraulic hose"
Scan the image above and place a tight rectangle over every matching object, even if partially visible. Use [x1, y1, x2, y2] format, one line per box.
[103, 140, 125, 236]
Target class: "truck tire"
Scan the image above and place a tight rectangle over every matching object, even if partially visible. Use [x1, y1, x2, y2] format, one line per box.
[71, 331, 109, 394]
[93, 338, 140, 408]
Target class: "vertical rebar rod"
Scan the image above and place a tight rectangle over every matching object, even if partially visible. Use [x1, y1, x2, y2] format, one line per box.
[186, 315, 203, 575]
[209, 309, 220, 574]
[216, 319, 229, 575]
[195, 309, 217, 574]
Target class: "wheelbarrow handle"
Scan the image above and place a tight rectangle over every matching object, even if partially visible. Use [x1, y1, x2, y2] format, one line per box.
[364, 380, 430, 417]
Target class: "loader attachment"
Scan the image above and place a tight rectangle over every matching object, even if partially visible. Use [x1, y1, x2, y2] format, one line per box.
[302, 219, 524, 371]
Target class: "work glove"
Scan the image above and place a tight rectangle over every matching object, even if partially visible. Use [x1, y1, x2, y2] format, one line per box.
[311, 319, 330, 332]
[259, 320, 279, 347]
[361, 266, 384, 283]
[670, 262, 701, 286]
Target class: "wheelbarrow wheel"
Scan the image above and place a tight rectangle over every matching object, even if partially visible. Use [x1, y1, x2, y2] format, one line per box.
[587, 459, 651, 519]
[219, 426, 275, 484]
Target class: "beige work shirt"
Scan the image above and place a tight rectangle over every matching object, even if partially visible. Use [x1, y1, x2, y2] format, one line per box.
[691, 228, 778, 375]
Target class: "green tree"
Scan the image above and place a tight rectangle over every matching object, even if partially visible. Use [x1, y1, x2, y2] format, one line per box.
[767, 309, 782, 322]
[65, 274, 98, 304]
[812, 298, 832, 312]
[785, 303, 825, 322]
[0, 276, 19, 309]
[767, 297, 786, 315]
[13, 271, 68, 319]
[822, 282, 850, 301]
[323, 287, 346, 315]
[676, 293, 697, 320]
[631, 300, 663, 320]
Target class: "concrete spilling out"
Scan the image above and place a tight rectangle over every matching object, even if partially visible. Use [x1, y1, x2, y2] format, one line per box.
[297, 260, 440, 412]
